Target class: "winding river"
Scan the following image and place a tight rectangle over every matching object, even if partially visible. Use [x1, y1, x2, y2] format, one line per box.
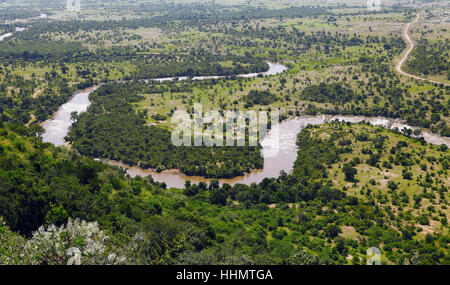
[0, 27, 26, 41]
[1, 15, 447, 189]
[103, 115, 450, 188]
[147, 62, 288, 82]
[41, 62, 450, 188]
[41, 87, 97, 146]
[41, 62, 286, 147]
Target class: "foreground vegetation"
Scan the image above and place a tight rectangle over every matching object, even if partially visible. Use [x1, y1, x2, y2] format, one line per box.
[1, 121, 448, 264]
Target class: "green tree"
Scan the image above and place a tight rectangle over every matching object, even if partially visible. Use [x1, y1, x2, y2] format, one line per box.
[343, 164, 357, 182]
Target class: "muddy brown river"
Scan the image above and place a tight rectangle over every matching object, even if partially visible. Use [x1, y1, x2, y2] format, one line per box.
[41, 63, 450, 188]
[101, 115, 450, 188]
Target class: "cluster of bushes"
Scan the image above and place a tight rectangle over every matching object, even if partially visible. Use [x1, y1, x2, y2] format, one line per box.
[67, 83, 263, 178]
[405, 39, 449, 77]
[300, 83, 356, 104]
[244, 89, 278, 107]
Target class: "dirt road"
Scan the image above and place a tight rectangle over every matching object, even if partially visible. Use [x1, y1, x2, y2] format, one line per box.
[396, 14, 449, 87]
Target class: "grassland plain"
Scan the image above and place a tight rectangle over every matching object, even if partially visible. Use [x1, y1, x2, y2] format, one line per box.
[1, 3, 448, 129]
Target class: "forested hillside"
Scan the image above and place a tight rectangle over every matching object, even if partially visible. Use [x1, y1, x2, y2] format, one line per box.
[1, 121, 448, 264]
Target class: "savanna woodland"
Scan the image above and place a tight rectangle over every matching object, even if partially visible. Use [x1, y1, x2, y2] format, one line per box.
[0, 0, 449, 265]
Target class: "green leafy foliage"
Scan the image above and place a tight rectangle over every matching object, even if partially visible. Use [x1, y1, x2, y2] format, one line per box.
[67, 83, 263, 178]
[300, 83, 356, 104]
[244, 89, 278, 107]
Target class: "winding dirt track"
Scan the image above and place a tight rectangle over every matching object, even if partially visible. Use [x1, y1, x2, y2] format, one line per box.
[396, 14, 449, 86]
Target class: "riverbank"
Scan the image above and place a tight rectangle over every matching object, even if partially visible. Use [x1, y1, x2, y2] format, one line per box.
[97, 115, 450, 189]
[40, 61, 450, 188]
[41, 62, 288, 147]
